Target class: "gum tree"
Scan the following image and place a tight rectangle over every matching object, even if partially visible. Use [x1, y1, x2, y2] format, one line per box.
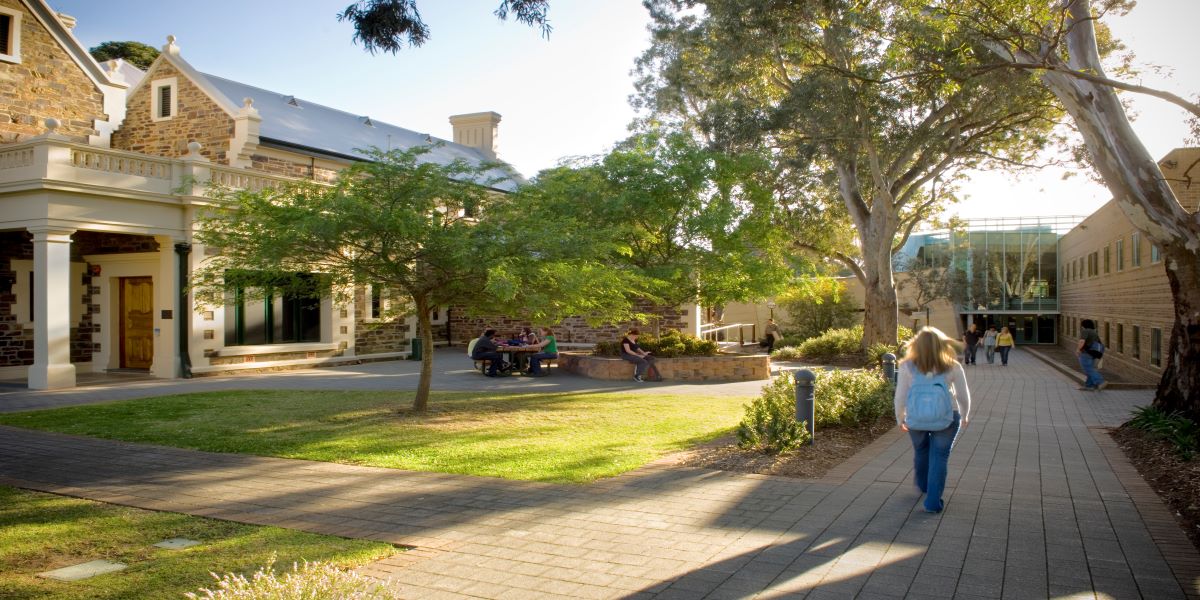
[637, 0, 1063, 348]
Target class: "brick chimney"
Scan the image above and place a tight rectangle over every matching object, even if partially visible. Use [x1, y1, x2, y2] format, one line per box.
[449, 111, 501, 160]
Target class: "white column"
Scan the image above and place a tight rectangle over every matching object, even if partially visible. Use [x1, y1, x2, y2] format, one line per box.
[29, 228, 76, 389]
[152, 235, 178, 379]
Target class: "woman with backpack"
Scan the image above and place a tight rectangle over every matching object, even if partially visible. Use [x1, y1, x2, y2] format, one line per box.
[895, 326, 972, 514]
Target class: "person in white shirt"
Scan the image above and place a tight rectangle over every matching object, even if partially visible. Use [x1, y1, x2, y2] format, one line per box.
[894, 326, 971, 514]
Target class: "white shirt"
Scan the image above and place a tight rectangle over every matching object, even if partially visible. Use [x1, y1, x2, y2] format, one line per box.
[893, 360, 971, 425]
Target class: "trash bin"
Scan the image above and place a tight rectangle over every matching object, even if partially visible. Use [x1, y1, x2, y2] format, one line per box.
[409, 337, 421, 361]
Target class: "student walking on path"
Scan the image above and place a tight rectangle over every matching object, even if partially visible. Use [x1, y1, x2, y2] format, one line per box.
[995, 326, 1015, 366]
[894, 327, 971, 514]
[1077, 319, 1107, 391]
[962, 323, 982, 365]
[983, 325, 998, 364]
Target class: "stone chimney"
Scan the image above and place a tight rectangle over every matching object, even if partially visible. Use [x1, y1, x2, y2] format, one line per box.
[57, 12, 77, 31]
[449, 111, 501, 160]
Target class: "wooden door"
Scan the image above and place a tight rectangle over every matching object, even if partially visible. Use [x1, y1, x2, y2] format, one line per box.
[119, 277, 154, 369]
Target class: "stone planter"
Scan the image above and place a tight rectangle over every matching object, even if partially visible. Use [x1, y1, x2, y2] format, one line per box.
[558, 351, 769, 382]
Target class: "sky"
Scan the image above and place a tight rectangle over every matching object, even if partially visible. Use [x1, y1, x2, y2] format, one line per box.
[48, 0, 1199, 223]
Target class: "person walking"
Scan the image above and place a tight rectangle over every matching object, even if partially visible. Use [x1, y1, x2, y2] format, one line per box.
[962, 323, 982, 365]
[995, 326, 1015, 366]
[1077, 319, 1107, 391]
[761, 318, 783, 353]
[983, 325, 998, 364]
[895, 327, 971, 514]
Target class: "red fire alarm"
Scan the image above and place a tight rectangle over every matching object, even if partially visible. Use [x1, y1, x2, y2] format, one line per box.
[89, 264, 101, 276]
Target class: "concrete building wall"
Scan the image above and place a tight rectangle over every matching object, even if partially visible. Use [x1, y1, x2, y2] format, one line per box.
[0, 0, 106, 143]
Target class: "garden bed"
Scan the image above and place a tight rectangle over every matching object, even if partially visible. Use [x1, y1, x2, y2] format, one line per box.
[1111, 424, 1200, 553]
[558, 351, 770, 381]
[667, 420, 895, 478]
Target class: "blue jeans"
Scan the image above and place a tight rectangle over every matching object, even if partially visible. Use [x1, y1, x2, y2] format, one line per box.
[964, 345, 978, 364]
[473, 351, 503, 375]
[997, 346, 1011, 365]
[909, 412, 961, 513]
[621, 353, 655, 378]
[984, 344, 995, 363]
[1079, 352, 1104, 388]
[528, 352, 557, 375]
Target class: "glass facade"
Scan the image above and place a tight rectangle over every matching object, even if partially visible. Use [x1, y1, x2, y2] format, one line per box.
[901, 216, 1083, 344]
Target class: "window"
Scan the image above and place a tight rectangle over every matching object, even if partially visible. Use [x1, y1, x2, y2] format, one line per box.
[1072, 259, 1077, 280]
[1116, 238, 1125, 271]
[1089, 252, 1099, 277]
[150, 77, 178, 122]
[1132, 232, 1142, 267]
[225, 273, 322, 345]
[1132, 325, 1141, 359]
[1103, 322, 1110, 348]
[1117, 324, 1124, 354]
[1151, 328, 1162, 367]
[1104, 245, 1110, 273]
[0, 7, 21, 63]
[370, 285, 383, 318]
[1151, 244, 1161, 263]
[364, 284, 389, 320]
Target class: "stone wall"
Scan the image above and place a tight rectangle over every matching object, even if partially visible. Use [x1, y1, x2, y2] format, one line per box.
[353, 286, 412, 355]
[448, 302, 690, 345]
[249, 152, 339, 183]
[558, 352, 769, 382]
[0, 0, 105, 143]
[0, 231, 32, 367]
[111, 60, 233, 163]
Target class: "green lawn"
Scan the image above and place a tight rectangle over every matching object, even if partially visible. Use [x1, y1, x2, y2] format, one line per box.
[0, 390, 748, 483]
[0, 486, 394, 600]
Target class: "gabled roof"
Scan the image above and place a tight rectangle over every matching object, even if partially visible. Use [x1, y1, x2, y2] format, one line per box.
[22, 0, 122, 89]
[202, 74, 523, 192]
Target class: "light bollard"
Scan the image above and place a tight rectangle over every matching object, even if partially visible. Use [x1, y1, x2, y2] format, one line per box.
[882, 352, 897, 384]
[794, 369, 816, 445]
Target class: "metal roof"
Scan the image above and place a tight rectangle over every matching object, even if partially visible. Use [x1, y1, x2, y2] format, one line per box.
[202, 73, 523, 192]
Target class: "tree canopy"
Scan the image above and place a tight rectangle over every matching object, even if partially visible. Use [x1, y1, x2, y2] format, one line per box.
[339, 0, 551, 54]
[89, 41, 159, 70]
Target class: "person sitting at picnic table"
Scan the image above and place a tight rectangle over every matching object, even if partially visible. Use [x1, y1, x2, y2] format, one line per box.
[472, 329, 506, 377]
[620, 328, 656, 382]
[527, 327, 558, 376]
[520, 327, 539, 345]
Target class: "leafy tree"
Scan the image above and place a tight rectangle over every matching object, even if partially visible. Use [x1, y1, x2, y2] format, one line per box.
[89, 41, 159, 69]
[339, 0, 550, 54]
[637, 0, 1063, 350]
[776, 277, 860, 342]
[515, 130, 793, 328]
[193, 147, 574, 412]
[947, 0, 1200, 414]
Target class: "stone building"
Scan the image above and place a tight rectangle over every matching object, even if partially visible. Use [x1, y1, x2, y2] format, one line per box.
[0, 0, 526, 389]
[1057, 147, 1200, 384]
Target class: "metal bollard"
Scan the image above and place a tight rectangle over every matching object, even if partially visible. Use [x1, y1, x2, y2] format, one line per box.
[794, 369, 816, 445]
[882, 352, 897, 384]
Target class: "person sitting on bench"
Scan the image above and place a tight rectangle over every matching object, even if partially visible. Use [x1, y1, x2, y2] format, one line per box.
[620, 328, 656, 382]
[472, 329, 505, 377]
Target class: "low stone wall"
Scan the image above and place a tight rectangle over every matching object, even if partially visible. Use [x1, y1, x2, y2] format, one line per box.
[559, 352, 769, 382]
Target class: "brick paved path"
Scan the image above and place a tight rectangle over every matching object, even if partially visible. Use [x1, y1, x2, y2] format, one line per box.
[1, 349, 1197, 598]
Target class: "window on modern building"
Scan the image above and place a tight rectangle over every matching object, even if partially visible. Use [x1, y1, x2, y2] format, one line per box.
[1132, 325, 1141, 359]
[1103, 245, 1110, 273]
[1090, 252, 1099, 277]
[1103, 322, 1110, 348]
[1151, 328, 1162, 367]
[1116, 238, 1124, 271]
[1132, 231, 1142, 267]
[1151, 244, 1161, 263]
[0, 7, 21, 64]
[151, 77, 178, 122]
[1116, 323, 1124, 354]
[225, 273, 322, 345]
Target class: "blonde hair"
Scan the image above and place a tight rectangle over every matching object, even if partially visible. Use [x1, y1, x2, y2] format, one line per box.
[903, 326, 962, 374]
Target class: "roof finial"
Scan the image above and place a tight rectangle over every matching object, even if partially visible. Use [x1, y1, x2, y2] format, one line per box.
[243, 97, 254, 109]
[163, 35, 179, 55]
[44, 117, 60, 133]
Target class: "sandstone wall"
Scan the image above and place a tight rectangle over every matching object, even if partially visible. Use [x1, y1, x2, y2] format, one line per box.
[0, 0, 105, 143]
[558, 352, 769, 382]
[249, 152, 339, 183]
[111, 61, 233, 162]
[449, 302, 690, 345]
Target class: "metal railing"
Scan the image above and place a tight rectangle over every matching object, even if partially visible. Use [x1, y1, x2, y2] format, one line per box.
[699, 322, 756, 345]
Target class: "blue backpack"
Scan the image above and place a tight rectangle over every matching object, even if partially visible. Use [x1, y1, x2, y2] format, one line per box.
[905, 367, 955, 431]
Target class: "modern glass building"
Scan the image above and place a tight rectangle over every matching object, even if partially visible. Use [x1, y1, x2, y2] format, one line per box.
[897, 216, 1084, 344]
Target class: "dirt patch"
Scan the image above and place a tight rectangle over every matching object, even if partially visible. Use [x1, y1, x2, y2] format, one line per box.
[667, 420, 894, 479]
[1111, 424, 1200, 553]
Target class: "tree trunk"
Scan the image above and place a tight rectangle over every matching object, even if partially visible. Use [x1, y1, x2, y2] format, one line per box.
[861, 245, 899, 349]
[1155, 245, 1200, 419]
[412, 294, 434, 412]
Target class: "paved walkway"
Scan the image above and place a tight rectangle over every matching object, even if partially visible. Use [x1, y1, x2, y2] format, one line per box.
[1, 349, 1198, 599]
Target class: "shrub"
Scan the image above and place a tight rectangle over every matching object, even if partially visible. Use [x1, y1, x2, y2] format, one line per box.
[186, 557, 399, 600]
[737, 374, 811, 453]
[777, 278, 861, 343]
[593, 329, 718, 358]
[737, 368, 895, 454]
[796, 325, 862, 359]
[1129, 406, 1200, 460]
[770, 346, 805, 360]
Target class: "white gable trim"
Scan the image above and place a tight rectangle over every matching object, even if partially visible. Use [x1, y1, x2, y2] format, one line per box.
[126, 39, 239, 119]
[20, 0, 118, 88]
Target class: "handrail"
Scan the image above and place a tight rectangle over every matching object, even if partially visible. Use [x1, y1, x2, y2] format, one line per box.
[699, 322, 757, 345]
